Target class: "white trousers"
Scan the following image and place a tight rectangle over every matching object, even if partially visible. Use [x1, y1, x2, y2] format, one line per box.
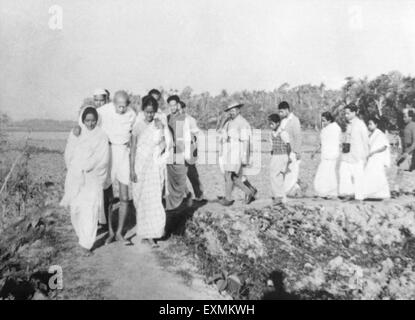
[284, 154, 300, 195]
[339, 160, 365, 200]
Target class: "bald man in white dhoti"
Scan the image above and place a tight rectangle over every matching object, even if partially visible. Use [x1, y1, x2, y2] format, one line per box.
[98, 91, 136, 244]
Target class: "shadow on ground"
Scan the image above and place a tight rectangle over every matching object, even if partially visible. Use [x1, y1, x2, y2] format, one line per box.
[261, 269, 338, 300]
[92, 197, 208, 249]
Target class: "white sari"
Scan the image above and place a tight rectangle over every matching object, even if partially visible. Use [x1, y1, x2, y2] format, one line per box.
[314, 122, 341, 197]
[60, 127, 110, 249]
[362, 128, 391, 199]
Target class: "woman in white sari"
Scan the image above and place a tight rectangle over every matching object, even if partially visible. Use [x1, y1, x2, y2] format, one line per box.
[60, 107, 110, 254]
[130, 97, 168, 247]
[313, 112, 341, 198]
[362, 117, 391, 199]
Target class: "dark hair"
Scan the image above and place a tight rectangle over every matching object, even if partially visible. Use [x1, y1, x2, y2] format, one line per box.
[408, 110, 414, 119]
[167, 95, 180, 104]
[141, 95, 150, 106]
[142, 96, 158, 112]
[368, 117, 380, 126]
[148, 89, 161, 96]
[367, 117, 380, 126]
[82, 107, 98, 123]
[105, 89, 110, 98]
[344, 103, 358, 113]
[278, 101, 290, 110]
[268, 113, 281, 124]
[321, 111, 335, 123]
[179, 101, 186, 109]
[368, 116, 387, 132]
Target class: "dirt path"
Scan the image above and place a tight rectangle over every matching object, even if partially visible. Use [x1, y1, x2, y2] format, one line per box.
[52, 190, 415, 300]
[53, 204, 225, 300]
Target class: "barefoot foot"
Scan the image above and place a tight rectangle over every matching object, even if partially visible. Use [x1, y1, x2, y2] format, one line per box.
[105, 234, 115, 245]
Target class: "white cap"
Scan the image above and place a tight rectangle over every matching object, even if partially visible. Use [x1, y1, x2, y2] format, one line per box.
[93, 88, 107, 96]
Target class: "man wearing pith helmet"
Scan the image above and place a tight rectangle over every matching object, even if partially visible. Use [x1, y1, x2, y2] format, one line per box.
[218, 102, 257, 206]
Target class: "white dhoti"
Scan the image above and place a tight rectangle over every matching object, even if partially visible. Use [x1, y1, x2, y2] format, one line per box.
[109, 144, 130, 186]
[339, 160, 365, 200]
[284, 153, 300, 195]
[314, 159, 338, 197]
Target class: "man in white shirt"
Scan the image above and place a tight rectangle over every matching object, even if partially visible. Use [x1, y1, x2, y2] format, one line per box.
[338, 103, 369, 201]
[98, 91, 136, 243]
[219, 102, 256, 206]
[179, 101, 206, 203]
[278, 101, 302, 197]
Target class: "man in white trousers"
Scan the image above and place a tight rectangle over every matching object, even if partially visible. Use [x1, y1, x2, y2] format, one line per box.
[278, 101, 302, 197]
[338, 103, 369, 201]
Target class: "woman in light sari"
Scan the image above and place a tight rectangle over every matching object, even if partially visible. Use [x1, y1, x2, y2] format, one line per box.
[130, 97, 168, 247]
[60, 107, 110, 255]
[313, 112, 341, 198]
[362, 117, 391, 200]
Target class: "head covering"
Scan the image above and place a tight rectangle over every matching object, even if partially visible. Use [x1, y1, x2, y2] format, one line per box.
[224, 102, 243, 112]
[93, 89, 107, 96]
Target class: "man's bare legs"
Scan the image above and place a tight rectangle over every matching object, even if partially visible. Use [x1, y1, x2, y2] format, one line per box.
[116, 183, 129, 242]
[232, 174, 254, 197]
[106, 182, 129, 244]
[224, 171, 234, 201]
[103, 185, 113, 225]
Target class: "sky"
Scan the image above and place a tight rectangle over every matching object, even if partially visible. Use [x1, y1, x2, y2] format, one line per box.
[1, 0, 415, 120]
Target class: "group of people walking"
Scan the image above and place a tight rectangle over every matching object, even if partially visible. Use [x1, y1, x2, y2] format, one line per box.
[312, 104, 392, 201]
[60, 89, 205, 254]
[60, 88, 413, 254]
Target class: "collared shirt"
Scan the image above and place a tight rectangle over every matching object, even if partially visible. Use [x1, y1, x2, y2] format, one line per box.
[97, 102, 136, 145]
[224, 114, 251, 144]
[342, 117, 369, 163]
[403, 121, 415, 154]
[280, 113, 302, 154]
[221, 114, 252, 172]
[184, 114, 200, 164]
[168, 112, 186, 155]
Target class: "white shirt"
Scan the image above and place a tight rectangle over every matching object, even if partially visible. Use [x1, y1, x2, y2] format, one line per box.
[321, 122, 341, 160]
[343, 117, 369, 163]
[97, 103, 136, 145]
[182, 114, 200, 163]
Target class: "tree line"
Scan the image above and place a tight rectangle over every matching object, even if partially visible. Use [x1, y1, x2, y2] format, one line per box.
[82, 71, 414, 131]
[3, 70, 414, 134]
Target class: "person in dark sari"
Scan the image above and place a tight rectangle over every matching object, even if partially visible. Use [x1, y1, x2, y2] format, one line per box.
[164, 95, 191, 211]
